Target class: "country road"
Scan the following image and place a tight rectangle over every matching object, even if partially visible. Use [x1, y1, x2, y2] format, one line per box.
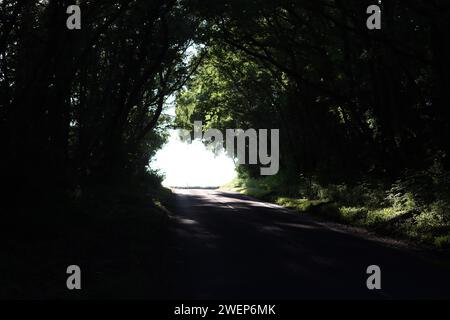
[165, 188, 450, 299]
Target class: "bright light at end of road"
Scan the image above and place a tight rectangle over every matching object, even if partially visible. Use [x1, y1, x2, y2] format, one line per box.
[150, 130, 237, 187]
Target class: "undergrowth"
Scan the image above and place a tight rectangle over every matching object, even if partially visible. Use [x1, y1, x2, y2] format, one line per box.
[223, 163, 450, 249]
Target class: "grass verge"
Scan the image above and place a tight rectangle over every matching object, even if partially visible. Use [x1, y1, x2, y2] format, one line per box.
[222, 173, 450, 250]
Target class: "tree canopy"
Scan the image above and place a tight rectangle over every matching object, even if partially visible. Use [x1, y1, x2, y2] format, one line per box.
[176, 0, 450, 183]
[1, 0, 449, 194]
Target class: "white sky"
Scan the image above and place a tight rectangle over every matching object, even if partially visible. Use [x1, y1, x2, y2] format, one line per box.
[151, 130, 237, 187]
[150, 102, 237, 187]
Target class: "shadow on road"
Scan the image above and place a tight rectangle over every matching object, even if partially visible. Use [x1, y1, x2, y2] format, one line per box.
[164, 189, 450, 300]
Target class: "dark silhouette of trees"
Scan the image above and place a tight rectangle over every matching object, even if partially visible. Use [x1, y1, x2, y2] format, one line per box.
[1, 0, 448, 216]
[0, 0, 201, 201]
[2, 0, 448, 198]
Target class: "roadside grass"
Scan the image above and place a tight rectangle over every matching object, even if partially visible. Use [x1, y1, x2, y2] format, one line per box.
[276, 197, 328, 212]
[222, 169, 450, 250]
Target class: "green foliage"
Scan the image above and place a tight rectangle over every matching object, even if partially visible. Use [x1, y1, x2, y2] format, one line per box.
[177, 0, 450, 187]
[226, 163, 450, 248]
[434, 235, 450, 249]
[276, 198, 327, 212]
[175, 45, 280, 136]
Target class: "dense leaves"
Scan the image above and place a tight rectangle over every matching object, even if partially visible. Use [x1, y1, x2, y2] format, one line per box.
[177, 0, 450, 183]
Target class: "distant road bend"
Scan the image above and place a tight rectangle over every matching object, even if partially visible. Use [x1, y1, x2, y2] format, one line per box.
[166, 188, 450, 299]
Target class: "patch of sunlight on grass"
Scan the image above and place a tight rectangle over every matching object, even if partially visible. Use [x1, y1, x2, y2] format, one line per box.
[364, 207, 399, 226]
[221, 177, 273, 198]
[338, 206, 368, 223]
[242, 187, 272, 198]
[276, 197, 325, 212]
[434, 235, 450, 249]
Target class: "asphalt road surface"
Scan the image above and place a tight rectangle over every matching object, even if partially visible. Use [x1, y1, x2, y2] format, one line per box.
[166, 188, 450, 299]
